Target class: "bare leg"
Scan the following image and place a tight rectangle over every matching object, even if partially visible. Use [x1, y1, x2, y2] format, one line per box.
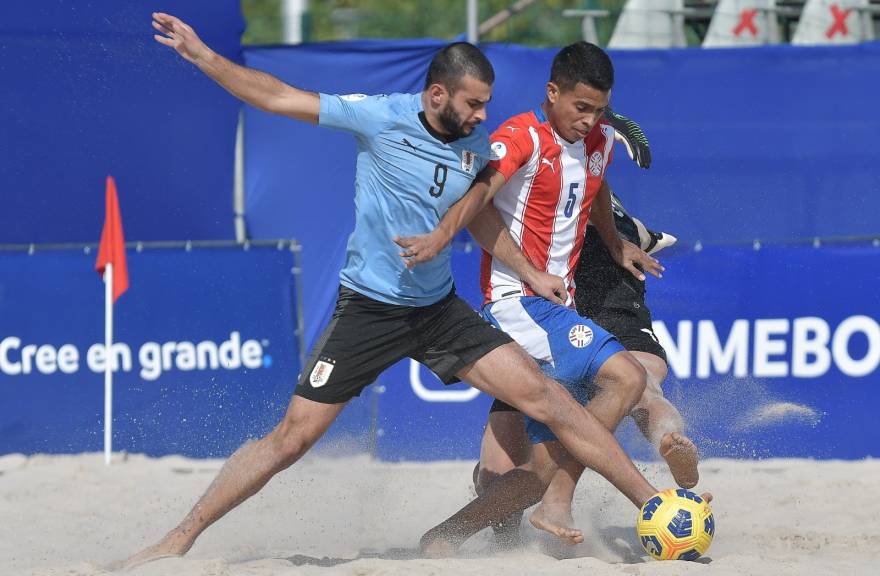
[120, 395, 346, 569]
[421, 345, 655, 555]
[530, 352, 646, 542]
[629, 351, 699, 489]
[464, 345, 654, 506]
[525, 443, 583, 545]
[475, 410, 530, 548]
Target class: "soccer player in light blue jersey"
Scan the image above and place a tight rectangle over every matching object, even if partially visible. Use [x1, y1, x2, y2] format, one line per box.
[122, 13, 663, 568]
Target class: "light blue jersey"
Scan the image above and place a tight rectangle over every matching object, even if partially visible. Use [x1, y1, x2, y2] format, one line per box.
[319, 92, 491, 306]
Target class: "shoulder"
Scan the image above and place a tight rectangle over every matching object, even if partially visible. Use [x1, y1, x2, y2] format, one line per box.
[586, 119, 615, 146]
[492, 111, 539, 139]
[489, 111, 540, 162]
[385, 92, 421, 113]
[466, 124, 492, 157]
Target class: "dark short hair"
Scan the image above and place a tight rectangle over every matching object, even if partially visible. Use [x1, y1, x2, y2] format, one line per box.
[550, 41, 614, 93]
[424, 42, 495, 92]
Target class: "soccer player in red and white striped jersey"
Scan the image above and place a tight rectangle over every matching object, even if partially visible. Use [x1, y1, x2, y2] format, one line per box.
[479, 100, 615, 306]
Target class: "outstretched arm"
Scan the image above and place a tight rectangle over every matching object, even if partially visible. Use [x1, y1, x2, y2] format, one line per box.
[394, 166, 566, 304]
[395, 167, 506, 267]
[592, 180, 663, 281]
[152, 12, 319, 123]
[467, 206, 567, 305]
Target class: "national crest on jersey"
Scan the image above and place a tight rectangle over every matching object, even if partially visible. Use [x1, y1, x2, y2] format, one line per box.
[481, 108, 614, 305]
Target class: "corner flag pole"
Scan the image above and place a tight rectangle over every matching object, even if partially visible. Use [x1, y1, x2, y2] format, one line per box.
[95, 175, 129, 466]
[104, 262, 114, 466]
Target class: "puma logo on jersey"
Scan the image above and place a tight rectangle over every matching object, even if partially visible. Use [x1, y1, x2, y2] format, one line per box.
[640, 328, 660, 343]
[540, 157, 556, 173]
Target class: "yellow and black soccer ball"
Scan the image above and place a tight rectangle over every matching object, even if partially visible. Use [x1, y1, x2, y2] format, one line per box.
[636, 488, 715, 561]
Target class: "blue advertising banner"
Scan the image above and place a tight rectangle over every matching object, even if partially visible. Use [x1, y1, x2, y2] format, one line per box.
[645, 241, 880, 460]
[0, 244, 302, 458]
[370, 241, 880, 461]
[4, 241, 877, 461]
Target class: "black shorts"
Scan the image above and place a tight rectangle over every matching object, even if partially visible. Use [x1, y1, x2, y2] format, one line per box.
[590, 311, 667, 362]
[575, 227, 667, 363]
[295, 285, 513, 404]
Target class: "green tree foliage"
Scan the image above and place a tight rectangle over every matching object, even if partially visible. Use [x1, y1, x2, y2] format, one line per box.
[241, 0, 629, 46]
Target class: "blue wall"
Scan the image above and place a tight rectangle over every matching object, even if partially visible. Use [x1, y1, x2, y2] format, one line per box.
[0, 1, 244, 244]
[240, 41, 880, 350]
[2, 10, 878, 461]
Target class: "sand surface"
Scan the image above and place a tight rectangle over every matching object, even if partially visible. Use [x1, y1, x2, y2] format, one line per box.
[1, 452, 877, 576]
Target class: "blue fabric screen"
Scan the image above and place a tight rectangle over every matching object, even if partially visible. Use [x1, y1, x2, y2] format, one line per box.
[241, 41, 880, 349]
[0, 0, 244, 243]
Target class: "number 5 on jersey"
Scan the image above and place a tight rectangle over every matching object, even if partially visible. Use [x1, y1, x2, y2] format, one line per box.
[564, 182, 579, 218]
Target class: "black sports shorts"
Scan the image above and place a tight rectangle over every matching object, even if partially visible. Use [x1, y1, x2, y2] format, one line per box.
[575, 227, 667, 363]
[589, 310, 667, 362]
[295, 285, 513, 404]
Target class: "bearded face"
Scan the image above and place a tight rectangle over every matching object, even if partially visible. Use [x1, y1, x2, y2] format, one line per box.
[437, 100, 472, 139]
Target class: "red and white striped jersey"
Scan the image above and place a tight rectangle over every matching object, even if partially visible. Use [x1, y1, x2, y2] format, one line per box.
[481, 107, 615, 305]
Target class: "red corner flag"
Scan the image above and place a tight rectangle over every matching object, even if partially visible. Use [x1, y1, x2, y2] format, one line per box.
[95, 175, 129, 303]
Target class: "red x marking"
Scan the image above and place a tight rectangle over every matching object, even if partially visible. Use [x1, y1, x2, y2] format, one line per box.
[733, 9, 759, 37]
[825, 4, 853, 39]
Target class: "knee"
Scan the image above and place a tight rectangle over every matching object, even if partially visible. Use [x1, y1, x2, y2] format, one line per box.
[529, 459, 559, 489]
[270, 420, 313, 467]
[612, 358, 647, 405]
[634, 363, 669, 411]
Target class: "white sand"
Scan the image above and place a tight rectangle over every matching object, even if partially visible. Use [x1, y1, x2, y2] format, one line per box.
[1, 452, 877, 576]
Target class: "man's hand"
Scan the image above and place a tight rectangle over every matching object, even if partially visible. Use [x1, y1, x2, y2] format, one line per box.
[612, 240, 664, 281]
[152, 12, 211, 64]
[522, 270, 567, 306]
[394, 232, 448, 269]
[606, 107, 651, 169]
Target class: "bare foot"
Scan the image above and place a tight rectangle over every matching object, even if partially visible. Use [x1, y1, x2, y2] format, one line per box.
[115, 530, 192, 571]
[659, 432, 699, 489]
[528, 502, 583, 545]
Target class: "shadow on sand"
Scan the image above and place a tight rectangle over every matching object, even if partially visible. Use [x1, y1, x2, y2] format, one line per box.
[284, 547, 421, 567]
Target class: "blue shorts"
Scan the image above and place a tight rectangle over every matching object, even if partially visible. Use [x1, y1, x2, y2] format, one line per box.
[482, 296, 624, 444]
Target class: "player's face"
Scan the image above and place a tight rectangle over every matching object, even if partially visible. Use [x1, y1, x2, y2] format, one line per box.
[546, 81, 609, 143]
[438, 74, 492, 138]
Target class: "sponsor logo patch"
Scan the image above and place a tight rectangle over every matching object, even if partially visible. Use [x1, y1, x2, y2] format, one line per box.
[490, 141, 507, 161]
[310, 359, 336, 387]
[589, 151, 604, 176]
[568, 324, 594, 348]
[340, 93, 367, 102]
